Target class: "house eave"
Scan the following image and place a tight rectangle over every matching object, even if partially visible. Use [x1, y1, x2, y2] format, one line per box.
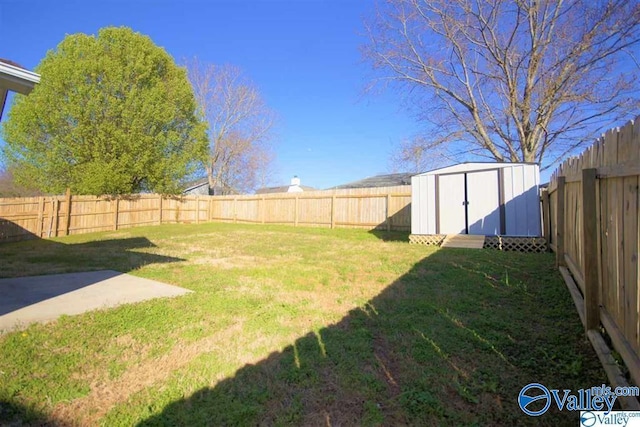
[0, 62, 40, 95]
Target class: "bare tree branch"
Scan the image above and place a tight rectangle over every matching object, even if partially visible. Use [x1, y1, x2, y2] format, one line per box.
[187, 58, 277, 194]
[366, 0, 640, 171]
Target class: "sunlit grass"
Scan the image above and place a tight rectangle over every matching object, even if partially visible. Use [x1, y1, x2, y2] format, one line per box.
[0, 223, 605, 425]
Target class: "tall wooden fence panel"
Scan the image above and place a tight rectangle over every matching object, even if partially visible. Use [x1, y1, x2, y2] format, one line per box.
[0, 186, 411, 242]
[202, 186, 411, 230]
[544, 116, 640, 390]
[297, 196, 331, 227]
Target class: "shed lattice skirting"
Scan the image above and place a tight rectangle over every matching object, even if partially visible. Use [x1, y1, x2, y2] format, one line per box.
[483, 236, 547, 253]
[410, 234, 547, 253]
[409, 234, 447, 246]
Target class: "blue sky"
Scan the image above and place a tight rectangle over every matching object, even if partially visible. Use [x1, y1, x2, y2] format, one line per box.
[0, 0, 421, 190]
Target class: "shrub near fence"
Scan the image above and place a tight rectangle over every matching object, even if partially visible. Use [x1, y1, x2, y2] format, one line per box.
[0, 186, 411, 243]
[541, 116, 640, 408]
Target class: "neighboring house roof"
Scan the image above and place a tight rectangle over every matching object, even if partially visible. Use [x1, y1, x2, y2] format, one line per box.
[255, 184, 316, 194]
[329, 173, 413, 190]
[182, 178, 238, 195]
[255, 176, 315, 194]
[0, 58, 41, 120]
[183, 178, 208, 192]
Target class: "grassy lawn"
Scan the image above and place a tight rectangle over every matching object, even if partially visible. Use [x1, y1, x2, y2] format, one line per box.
[0, 223, 605, 426]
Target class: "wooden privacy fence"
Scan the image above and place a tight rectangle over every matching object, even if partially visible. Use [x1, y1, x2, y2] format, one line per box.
[0, 186, 411, 242]
[542, 116, 640, 405]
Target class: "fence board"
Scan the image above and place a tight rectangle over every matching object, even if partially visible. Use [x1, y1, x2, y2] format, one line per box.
[583, 169, 599, 329]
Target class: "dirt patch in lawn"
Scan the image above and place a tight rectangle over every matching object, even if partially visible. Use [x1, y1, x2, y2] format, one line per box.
[51, 321, 246, 425]
[192, 255, 263, 269]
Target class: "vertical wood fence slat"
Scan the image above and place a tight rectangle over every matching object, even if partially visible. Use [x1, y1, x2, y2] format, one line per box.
[541, 190, 550, 250]
[113, 198, 120, 231]
[196, 196, 200, 224]
[386, 193, 391, 232]
[583, 168, 599, 330]
[63, 188, 72, 236]
[36, 197, 44, 237]
[47, 198, 54, 238]
[556, 177, 566, 267]
[233, 197, 238, 223]
[605, 128, 621, 325]
[52, 199, 59, 237]
[331, 195, 336, 229]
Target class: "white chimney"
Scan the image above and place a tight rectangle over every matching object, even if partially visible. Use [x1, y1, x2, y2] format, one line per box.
[288, 175, 303, 192]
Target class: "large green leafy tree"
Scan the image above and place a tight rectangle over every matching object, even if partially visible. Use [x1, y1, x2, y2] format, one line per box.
[2, 27, 207, 195]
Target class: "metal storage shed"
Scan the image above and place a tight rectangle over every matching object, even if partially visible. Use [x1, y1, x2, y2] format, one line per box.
[411, 162, 541, 237]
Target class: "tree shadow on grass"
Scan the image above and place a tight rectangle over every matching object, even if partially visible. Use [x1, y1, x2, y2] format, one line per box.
[0, 232, 185, 326]
[0, 399, 59, 426]
[0, 234, 184, 279]
[367, 230, 410, 242]
[137, 249, 605, 426]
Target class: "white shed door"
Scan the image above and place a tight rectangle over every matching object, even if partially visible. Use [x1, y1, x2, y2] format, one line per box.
[438, 174, 466, 234]
[467, 170, 501, 235]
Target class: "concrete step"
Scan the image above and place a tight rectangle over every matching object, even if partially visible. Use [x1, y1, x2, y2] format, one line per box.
[441, 234, 486, 249]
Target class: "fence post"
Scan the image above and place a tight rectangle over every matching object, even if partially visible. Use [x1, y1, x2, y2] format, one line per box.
[556, 177, 566, 267]
[331, 195, 336, 229]
[294, 196, 299, 227]
[386, 193, 392, 232]
[208, 198, 213, 222]
[36, 197, 44, 237]
[582, 168, 600, 330]
[541, 189, 550, 251]
[261, 197, 265, 224]
[113, 198, 120, 231]
[63, 188, 72, 236]
[158, 195, 163, 225]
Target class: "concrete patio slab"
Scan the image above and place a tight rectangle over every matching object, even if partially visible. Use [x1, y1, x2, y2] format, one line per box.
[0, 270, 191, 333]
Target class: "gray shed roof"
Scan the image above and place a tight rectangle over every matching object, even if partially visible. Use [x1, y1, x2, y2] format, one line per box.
[329, 173, 413, 190]
[412, 162, 539, 177]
